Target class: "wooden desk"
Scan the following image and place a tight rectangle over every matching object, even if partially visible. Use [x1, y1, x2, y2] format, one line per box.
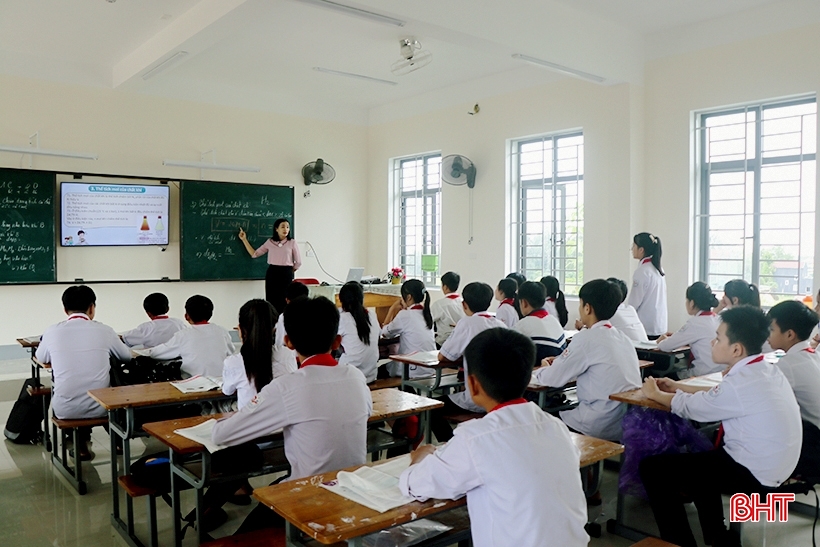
[608, 372, 723, 411]
[333, 293, 400, 326]
[389, 351, 463, 398]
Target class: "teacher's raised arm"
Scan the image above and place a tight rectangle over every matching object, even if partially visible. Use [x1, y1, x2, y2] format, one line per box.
[238, 218, 302, 314]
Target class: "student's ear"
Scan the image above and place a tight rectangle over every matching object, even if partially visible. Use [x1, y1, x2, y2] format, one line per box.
[785, 329, 797, 343]
[731, 296, 740, 307]
[284, 334, 295, 351]
[87, 303, 96, 320]
[467, 374, 484, 400]
[331, 334, 342, 351]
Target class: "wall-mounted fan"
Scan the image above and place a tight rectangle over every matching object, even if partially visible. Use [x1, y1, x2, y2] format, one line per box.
[302, 158, 335, 186]
[391, 38, 432, 76]
[441, 154, 476, 188]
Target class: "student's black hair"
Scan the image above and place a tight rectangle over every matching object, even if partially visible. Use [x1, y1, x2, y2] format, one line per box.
[539, 276, 569, 327]
[440, 271, 461, 292]
[143, 292, 170, 316]
[518, 281, 547, 311]
[578, 279, 621, 321]
[720, 306, 770, 355]
[497, 278, 518, 299]
[401, 279, 433, 329]
[723, 279, 761, 308]
[464, 328, 536, 402]
[767, 300, 820, 341]
[339, 281, 372, 345]
[686, 281, 719, 312]
[238, 299, 277, 393]
[285, 281, 310, 302]
[505, 273, 527, 318]
[62, 285, 96, 313]
[606, 278, 629, 303]
[461, 282, 493, 313]
[185, 295, 214, 323]
[633, 232, 664, 276]
[271, 218, 293, 242]
[283, 296, 340, 357]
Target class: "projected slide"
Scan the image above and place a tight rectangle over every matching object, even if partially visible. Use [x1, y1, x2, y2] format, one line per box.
[61, 183, 170, 246]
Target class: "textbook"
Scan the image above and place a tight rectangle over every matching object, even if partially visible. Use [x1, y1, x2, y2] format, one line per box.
[389, 350, 440, 365]
[321, 455, 413, 512]
[170, 375, 223, 393]
[173, 419, 227, 453]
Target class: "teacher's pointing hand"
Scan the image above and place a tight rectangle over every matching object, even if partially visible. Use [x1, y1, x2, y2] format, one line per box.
[238, 227, 247, 241]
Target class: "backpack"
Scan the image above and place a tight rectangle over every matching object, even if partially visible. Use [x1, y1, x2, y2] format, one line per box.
[4, 378, 49, 444]
[131, 451, 173, 493]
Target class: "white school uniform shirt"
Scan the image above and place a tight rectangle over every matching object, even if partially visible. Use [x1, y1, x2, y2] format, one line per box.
[610, 303, 649, 343]
[121, 316, 188, 348]
[544, 298, 559, 323]
[774, 340, 820, 430]
[533, 321, 642, 441]
[274, 312, 299, 371]
[514, 310, 566, 361]
[431, 293, 466, 345]
[221, 347, 297, 409]
[494, 299, 519, 329]
[442, 312, 508, 413]
[145, 322, 235, 377]
[399, 401, 589, 547]
[657, 311, 722, 376]
[627, 257, 668, 336]
[381, 306, 436, 378]
[337, 309, 380, 383]
[212, 355, 372, 481]
[671, 354, 801, 487]
[36, 313, 133, 419]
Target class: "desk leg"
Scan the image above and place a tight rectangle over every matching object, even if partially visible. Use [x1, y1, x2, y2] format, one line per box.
[171, 451, 183, 547]
[124, 408, 135, 536]
[422, 408, 432, 445]
[538, 391, 547, 409]
[285, 521, 301, 547]
[110, 409, 121, 522]
[605, 454, 648, 542]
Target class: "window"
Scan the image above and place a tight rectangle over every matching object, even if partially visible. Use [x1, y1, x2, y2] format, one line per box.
[510, 132, 584, 294]
[391, 153, 441, 285]
[696, 97, 816, 306]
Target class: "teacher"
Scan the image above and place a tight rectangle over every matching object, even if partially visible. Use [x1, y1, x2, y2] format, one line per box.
[238, 218, 301, 314]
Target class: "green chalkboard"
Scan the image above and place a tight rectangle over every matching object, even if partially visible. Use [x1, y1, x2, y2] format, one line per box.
[0, 168, 56, 284]
[180, 180, 294, 281]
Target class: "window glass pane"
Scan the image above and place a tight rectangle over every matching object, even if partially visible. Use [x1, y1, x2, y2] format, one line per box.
[394, 153, 441, 284]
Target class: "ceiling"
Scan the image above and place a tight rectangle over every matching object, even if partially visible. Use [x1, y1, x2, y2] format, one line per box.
[1, 0, 819, 125]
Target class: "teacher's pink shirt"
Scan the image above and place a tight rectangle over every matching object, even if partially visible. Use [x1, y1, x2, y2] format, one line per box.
[253, 239, 302, 269]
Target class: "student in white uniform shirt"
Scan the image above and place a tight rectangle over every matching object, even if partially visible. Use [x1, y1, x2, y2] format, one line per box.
[429, 282, 508, 442]
[533, 279, 642, 441]
[141, 295, 235, 377]
[494, 278, 519, 328]
[656, 282, 722, 377]
[273, 281, 310, 370]
[515, 281, 566, 361]
[627, 232, 668, 338]
[540, 275, 569, 327]
[430, 271, 465, 346]
[713, 279, 775, 354]
[640, 306, 801, 547]
[400, 328, 589, 547]
[606, 278, 649, 343]
[212, 296, 372, 534]
[120, 292, 188, 348]
[380, 279, 436, 378]
[337, 281, 380, 382]
[36, 285, 133, 460]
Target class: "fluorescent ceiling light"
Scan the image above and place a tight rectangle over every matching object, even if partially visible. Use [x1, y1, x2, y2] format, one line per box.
[512, 54, 605, 84]
[162, 159, 261, 173]
[313, 67, 397, 86]
[295, 0, 405, 26]
[0, 144, 97, 160]
[142, 51, 189, 81]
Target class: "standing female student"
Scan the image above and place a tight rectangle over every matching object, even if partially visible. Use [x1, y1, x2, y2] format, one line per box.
[540, 275, 569, 327]
[656, 282, 722, 377]
[238, 218, 301, 314]
[495, 278, 520, 328]
[338, 281, 380, 383]
[381, 279, 436, 378]
[628, 232, 668, 338]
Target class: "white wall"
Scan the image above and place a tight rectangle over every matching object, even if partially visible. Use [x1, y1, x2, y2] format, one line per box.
[0, 74, 368, 343]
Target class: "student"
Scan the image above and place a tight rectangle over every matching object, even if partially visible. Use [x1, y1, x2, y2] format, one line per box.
[35, 285, 132, 460]
[656, 282, 722, 377]
[381, 279, 436, 378]
[640, 306, 801, 547]
[533, 279, 641, 441]
[274, 281, 310, 348]
[121, 292, 188, 348]
[400, 328, 589, 547]
[627, 232, 668, 338]
[337, 281, 380, 383]
[606, 278, 649, 343]
[430, 271, 465, 345]
[429, 282, 508, 442]
[506, 272, 527, 319]
[141, 295, 235, 377]
[540, 275, 569, 327]
[713, 278, 761, 314]
[515, 281, 566, 361]
[494, 278, 519, 328]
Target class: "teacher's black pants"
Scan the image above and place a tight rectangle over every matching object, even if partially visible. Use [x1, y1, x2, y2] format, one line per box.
[640, 447, 764, 547]
[265, 265, 294, 314]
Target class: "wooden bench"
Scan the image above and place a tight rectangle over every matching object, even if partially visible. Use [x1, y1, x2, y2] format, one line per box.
[50, 415, 108, 494]
[119, 475, 164, 547]
[630, 538, 679, 547]
[446, 411, 483, 424]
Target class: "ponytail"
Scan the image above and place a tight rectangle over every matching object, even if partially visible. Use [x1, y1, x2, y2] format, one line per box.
[238, 299, 276, 393]
[633, 232, 664, 276]
[686, 281, 719, 311]
[401, 279, 433, 330]
[339, 281, 372, 345]
[540, 276, 569, 327]
[422, 290, 433, 330]
[724, 279, 761, 308]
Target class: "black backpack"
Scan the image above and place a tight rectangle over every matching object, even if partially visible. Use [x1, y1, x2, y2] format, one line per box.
[4, 378, 48, 444]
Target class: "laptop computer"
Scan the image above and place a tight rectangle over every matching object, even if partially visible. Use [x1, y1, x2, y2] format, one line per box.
[345, 267, 365, 283]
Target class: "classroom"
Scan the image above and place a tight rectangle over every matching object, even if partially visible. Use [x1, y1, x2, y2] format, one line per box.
[1, 1, 820, 546]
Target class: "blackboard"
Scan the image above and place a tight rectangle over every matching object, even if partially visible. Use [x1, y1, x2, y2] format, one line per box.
[180, 180, 294, 281]
[0, 168, 56, 284]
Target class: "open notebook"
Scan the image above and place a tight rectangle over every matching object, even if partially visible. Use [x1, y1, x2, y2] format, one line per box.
[321, 455, 414, 513]
[170, 375, 222, 393]
[173, 419, 228, 453]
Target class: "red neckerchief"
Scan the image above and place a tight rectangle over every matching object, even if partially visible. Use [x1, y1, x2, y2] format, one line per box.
[591, 321, 613, 329]
[698, 311, 715, 316]
[192, 321, 209, 325]
[152, 315, 169, 320]
[529, 309, 549, 319]
[546, 297, 556, 302]
[445, 294, 460, 300]
[641, 257, 652, 265]
[409, 304, 424, 310]
[490, 398, 528, 413]
[805, 347, 816, 354]
[67, 313, 89, 321]
[715, 354, 765, 447]
[500, 298, 515, 307]
[300, 354, 338, 368]
[476, 312, 493, 318]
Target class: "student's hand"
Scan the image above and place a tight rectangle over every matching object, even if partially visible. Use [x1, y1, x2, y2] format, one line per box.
[541, 356, 556, 367]
[238, 227, 247, 241]
[655, 377, 678, 393]
[409, 444, 437, 465]
[812, 333, 820, 350]
[655, 333, 670, 342]
[641, 377, 661, 398]
[574, 319, 583, 330]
